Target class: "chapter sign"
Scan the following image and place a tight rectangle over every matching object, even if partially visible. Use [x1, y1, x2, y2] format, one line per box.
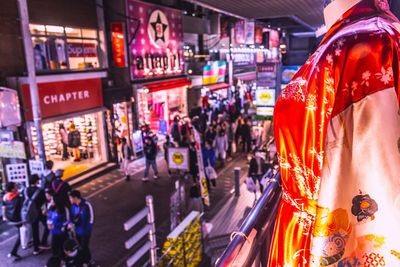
[168, 147, 189, 171]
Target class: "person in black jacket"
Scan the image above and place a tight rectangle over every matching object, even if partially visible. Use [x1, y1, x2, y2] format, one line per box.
[51, 169, 72, 209]
[189, 142, 199, 183]
[26, 175, 49, 255]
[143, 137, 158, 182]
[2, 182, 24, 261]
[241, 119, 252, 153]
[248, 152, 263, 192]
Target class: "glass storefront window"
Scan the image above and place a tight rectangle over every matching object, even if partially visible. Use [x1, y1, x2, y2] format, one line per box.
[30, 111, 107, 180]
[30, 24, 101, 72]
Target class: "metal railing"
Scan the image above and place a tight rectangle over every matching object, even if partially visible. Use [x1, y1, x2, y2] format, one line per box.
[123, 195, 157, 267]
[215, 172, 282, 267]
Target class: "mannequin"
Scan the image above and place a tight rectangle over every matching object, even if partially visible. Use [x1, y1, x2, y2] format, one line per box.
[323, 0, 362, 29]
[269, 0, 400, 266]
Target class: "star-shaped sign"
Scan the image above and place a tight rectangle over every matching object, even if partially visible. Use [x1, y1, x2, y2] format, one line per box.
[150, 12, 168, 43]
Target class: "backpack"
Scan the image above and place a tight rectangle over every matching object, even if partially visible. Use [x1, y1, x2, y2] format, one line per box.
[68, 131, 81, 147]
[21, 188, 41, 224]
[41, 171, 56, 189]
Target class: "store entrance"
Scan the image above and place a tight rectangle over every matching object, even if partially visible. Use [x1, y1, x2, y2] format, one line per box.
[30, 111, 107, 180]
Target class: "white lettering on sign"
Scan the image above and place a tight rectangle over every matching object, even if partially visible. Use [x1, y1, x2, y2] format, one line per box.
[42, 90, 91, 104]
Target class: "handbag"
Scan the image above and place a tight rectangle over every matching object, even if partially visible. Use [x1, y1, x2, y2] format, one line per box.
[245, 177, 258, 193]
[20, 223, 32, 249]
[205, 166, 218, 180]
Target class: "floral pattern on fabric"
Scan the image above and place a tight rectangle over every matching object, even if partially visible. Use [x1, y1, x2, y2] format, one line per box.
[351, 194, 379, 223]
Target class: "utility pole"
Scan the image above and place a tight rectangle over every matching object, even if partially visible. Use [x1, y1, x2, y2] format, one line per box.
[17, 0, 46, 163]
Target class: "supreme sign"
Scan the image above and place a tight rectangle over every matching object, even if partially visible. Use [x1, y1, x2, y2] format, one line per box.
[21, 78, 103, 120]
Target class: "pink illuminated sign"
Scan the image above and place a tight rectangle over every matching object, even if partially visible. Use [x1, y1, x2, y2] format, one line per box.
[126, 0, 185, 80]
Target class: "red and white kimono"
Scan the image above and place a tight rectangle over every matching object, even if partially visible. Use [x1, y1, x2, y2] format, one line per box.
[270, 0, 400, 266]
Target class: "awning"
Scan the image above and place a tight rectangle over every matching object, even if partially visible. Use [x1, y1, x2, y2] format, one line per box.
[144, 78, 191, 93]
[204, 83, 230, 91]
[234, 71, 257, 81]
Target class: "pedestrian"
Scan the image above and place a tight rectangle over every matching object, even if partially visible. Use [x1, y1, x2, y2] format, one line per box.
[205, 126, 216, 144]
[63, 239, 86, 267]
[59, 124, 69, 161]
[170, 116, 181, 144]
[188, 184, 203, 213]
[121, 137, 132, 181]
[163, 135, 175, 177]
[248, 152, 263, 193]
[189, 142, 199, 182]
[2, 182, 23, 261]
[68, 123, 81, 162]
[26, 174, 48, 255]
[51, 169, 72, 209]
[42, 160, 56, 189]
[202, 141, 216, 189]
[143, 137, 159, 182]
[214, 129, 228, 167]
[68, 190, 94, 265]
[225, 120, 234, 160]
[241, 119, 252, 153]
[47, 194, 70, 258]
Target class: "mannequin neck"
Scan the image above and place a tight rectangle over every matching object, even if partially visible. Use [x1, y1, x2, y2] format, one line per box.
[324, 0, 362, 29]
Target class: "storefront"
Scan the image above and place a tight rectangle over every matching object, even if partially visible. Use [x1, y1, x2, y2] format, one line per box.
[19, 74, 108, 180]
[135, 78, 190, 135]
[125, 0, 189, 138]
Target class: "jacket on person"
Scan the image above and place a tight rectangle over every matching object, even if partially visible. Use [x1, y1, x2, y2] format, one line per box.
[26, 185, 46, 214]
[3, 192, 23, 223]
[70, 199, 94, 237]
[163, 141, 175, 160]
[214, 134, 228, 154]
[68, 130, 81, 148]
[144, 140, 157, 161]
[51, 179, 72, 207]
[189, 147, 198, 176]
[202, 147, 216, 168]
[41, 169, 56, 189]
[248, 157, 258, 177]
[47, 206, 70, 235]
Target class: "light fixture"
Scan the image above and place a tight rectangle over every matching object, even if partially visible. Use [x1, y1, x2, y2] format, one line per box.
[45, 25, 65, 33]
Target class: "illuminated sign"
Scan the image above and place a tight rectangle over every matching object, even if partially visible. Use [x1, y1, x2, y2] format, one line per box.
[111, 22, 127, 68]
[168, 147, 189, 171]
[256, 106, 274, 117]
[126, 0, 184, 80]
[203, 61, 227, 85]
[256, 89, 276, 106]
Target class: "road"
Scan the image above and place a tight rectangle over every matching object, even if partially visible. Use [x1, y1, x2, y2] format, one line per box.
[0, 155, 248, 267]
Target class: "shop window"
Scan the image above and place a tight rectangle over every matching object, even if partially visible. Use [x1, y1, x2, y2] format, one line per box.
[30, 24, 101, 72]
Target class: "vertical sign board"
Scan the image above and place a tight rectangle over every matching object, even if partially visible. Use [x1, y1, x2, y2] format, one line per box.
[168, 147, 189, 171]
[6, 163, 29, 186]
[29, 160, 44, 176]
[193, 129, 210, 206]
[111, 22, 127, 67]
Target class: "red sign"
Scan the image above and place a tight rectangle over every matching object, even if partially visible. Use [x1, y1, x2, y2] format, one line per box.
[111, 22, 126, 68]
[21, 78, 103, 120]
[254, 25, 263, 44]
[67, 43, 97, 58]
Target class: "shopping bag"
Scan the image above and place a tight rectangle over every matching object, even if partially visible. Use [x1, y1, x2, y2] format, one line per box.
[205, 166, 218, 180]
[245, 177, 257, 193]
[20, 223, 32, 249]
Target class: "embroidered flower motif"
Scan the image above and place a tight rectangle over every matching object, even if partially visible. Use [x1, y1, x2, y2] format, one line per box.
[376, 67, 393, 85]
[326, 54, 333, 65]
[280, 77, 307, 102]
[335, 48, 342, 57]
[306, 94, 317, 111]
[336, 38, 346, 48]
[361, 71, 371, 87]
[351, 194, 378, 222]
[351, 81, 358, 96]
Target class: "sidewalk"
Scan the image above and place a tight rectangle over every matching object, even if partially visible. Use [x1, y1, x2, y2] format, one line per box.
[0, 154, 248, 267]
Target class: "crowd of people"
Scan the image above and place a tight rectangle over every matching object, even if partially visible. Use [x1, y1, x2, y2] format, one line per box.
[2, 160, 94, 267]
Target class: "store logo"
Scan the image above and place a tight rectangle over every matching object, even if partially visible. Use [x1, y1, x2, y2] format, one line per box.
[172, 151, 184, 165]
[148, 10, 169, 48]
[43, 90, 90, 104]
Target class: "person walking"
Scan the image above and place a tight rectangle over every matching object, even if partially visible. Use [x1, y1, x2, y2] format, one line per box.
[2, 182, 24, 261]
[241, 119, 252, 153]
[47, 194, 70, 258]
[202, 141, 216, 189]
[163, 135, 175, 177]
[121, 138, 132, 181]
[214, 129, 228, 167]
[189, 142, 199, 183]
[143, 137, 159, 182]
[68, 190, 94, 265]
[26, 175, 48, 255]
[59, 124, 69, 161]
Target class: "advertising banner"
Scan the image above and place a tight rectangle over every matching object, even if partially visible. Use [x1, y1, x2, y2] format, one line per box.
[126, 0, 184, 80]
[256, 89, 276, 107]
[67, 43, 97, 57]
[0, 87, 21, 127]
[0, 141, 26, 159]
[202, 61, 227, 85]
[282, 66, 301, 84]
[21, 78, 103, 120]
[111, 22, 127, 68]
[257, 62, 277, 87]
[132, 130, 144, 154]
[168, 147, 189, 171]
[245, 21, 255, 45]
[256, 106, 274, 117]
[234, 20, 245, 44]
[6, 163, 29, 185]
[193, 129, 210, 206]
[29, 160, 44, 176]
[161, 211, 202, 267]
